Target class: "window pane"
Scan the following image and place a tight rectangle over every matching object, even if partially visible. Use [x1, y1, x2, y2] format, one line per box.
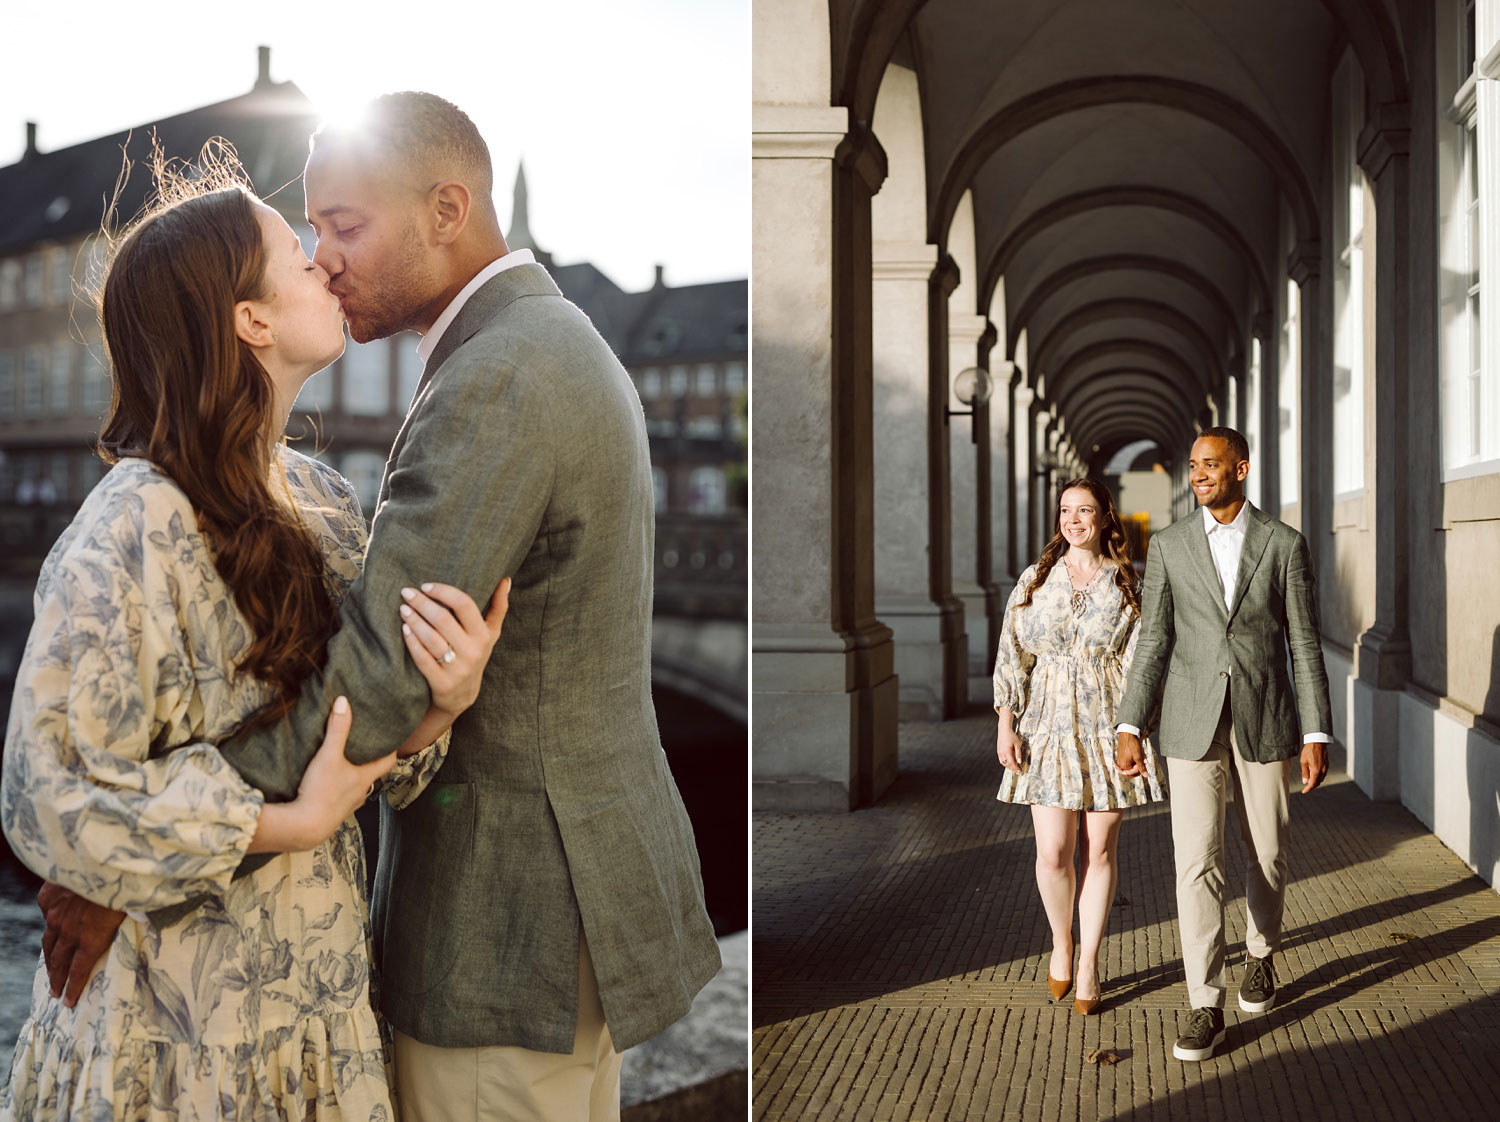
[396, 333, 423, 409]
[0, 352, 14, 418]
[688, 466, 726, 515]
[695, 364, 718, 397]
[341, 341, 389, 415]
[21, 348, 44, 416]
[50, 342, 73, 416]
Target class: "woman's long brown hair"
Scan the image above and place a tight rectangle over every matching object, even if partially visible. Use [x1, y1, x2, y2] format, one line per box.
[1018, 476, 1140, 617]
[96, 147, 337, 729]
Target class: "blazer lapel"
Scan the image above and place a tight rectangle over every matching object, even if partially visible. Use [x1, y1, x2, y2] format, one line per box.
[422, 263, 563, 385]
[1227, 505, 1273, 622]
[1186, 512, 1229, 620]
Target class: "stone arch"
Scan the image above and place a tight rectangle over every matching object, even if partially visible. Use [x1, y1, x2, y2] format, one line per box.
[1006, 254, 1244, 358]
[932, 76, 1319, 249]
[1031, 299, 1224, 388]
[1049, 338, 1211, 406]
[984, 187, 1273, 318]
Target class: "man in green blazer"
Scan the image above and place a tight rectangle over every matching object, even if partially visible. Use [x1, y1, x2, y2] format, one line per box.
[1115, 427, 1332, 1064]
[35, 92, 720, 1120]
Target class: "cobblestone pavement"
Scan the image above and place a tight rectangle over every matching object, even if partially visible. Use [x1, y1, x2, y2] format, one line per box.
[753, 714, 1500, 1121]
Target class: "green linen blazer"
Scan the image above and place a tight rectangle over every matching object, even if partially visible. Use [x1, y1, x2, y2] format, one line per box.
[1115, 504, 1333, 762]
[212, 264, 721, 1053]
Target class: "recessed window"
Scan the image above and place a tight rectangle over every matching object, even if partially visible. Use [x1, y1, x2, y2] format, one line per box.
[688, 466, 726, 515]
[0, 260, 19, 311]
[640, 367, 662, 399]
[49, 342, 73, 415]
[341, 341, 390, 415]
[695, 364, 718, 397]
[668, 365, 689, 396]
[21, 348, 44, 416]
[724, 361, 745, 394]
[23, 253, 43, 308]
[0, 352, 15, 418]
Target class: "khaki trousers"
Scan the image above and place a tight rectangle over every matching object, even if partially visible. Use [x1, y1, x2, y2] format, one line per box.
[1165, 702, 1291, 1010]
[392, 933, 623, 1122]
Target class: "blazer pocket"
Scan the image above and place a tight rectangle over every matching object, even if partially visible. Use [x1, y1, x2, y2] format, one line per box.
[1259, 673, 1298, 752]
[380, 780, 476, 998]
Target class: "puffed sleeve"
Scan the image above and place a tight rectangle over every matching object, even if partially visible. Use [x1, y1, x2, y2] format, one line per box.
[993, 566, 1038, 718]
[0, 545, 263, 913]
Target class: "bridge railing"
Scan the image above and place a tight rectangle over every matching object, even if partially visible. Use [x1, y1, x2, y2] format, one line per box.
[654, 513, 746, 621]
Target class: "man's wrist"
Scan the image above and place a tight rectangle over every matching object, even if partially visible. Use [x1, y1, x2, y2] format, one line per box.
[1117, 723, 1142, 738]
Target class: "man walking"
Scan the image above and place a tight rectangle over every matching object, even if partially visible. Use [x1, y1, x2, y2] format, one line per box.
[1115, 426, 1332, 1062]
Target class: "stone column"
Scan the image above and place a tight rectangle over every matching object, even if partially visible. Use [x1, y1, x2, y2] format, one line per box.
[927, 256, 970, 716]
[1347, 102, 1413, 800]
[1010, 376, 1032, 578]
[950, 309, 991, 704]
[751, 104, 898, 809]
[1252, 311, 1279, 510]
[873, 241, 957, 720]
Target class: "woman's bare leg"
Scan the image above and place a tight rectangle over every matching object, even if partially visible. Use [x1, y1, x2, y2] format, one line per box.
[1076, 809, 1125, 1001]
[1031, 805, 1080, 982]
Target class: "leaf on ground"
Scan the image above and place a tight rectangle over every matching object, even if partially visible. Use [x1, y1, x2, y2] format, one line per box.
[1113, 896, 1131, 908]
[1086, 1048, 1121, 1065]
[1387, 931, 1416, 943]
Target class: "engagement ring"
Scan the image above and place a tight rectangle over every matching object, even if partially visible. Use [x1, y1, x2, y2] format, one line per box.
[442, 648, 457, 664]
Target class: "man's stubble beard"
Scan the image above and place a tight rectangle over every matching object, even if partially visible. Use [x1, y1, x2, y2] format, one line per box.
[346, 224, 435, 343]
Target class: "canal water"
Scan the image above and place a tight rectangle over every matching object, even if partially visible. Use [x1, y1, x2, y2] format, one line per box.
[0, 855, 42, 1082]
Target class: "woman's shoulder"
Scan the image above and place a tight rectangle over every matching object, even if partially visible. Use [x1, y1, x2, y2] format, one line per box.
[280, 446, 360, 511]
[36, 458, 202, 598]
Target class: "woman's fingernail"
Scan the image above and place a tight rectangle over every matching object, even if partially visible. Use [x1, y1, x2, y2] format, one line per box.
[421, 582, 434, 592]
[402, 624, 412, 635]
[334, 696, 349, 714]
[401, 587, 415, 600]
[400, 604, 412, 618]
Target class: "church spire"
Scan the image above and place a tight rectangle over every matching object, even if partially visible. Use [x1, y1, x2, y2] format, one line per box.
[508, 161, 536, 251]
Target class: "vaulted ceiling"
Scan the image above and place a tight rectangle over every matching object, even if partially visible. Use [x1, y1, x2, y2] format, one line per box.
[830, 0, 1409, 467]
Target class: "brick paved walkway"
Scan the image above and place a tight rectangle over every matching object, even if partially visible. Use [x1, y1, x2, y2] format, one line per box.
[752, 714, 1500, 1121]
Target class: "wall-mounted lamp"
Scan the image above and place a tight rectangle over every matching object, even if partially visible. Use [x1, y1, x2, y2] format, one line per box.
[945, 366, 993, 443]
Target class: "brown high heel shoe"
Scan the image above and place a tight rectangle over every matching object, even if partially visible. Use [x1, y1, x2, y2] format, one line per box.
[1047, 972, 1073, 1000]
[1074, 993, 1101, 1015]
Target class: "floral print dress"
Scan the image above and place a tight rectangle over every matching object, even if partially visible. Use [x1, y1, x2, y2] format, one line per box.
[0, 447, 446, 1121]
[992, 561, 1166, 810]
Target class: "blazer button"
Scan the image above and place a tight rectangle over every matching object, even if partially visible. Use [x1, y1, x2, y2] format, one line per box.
[1227, 630, 1235, 639]
[1220, 670, 1229, 678]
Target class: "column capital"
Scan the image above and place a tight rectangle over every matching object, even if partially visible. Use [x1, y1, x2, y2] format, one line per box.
[1287, 241, 1321, 286]
[835, 122, 888, 194]
[1251, 310, 1274, 343]
[872, 241, 939, 281]
[752, 104, 849, 160]
[929, 253, 960, 298]
[978, 321, 998, 356]
[1356, 100, 1411, 181]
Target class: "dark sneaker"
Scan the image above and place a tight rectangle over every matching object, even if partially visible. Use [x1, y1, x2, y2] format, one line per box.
[1172, 1007, 1226, 1062]
[1238, 954, 1276, 1013]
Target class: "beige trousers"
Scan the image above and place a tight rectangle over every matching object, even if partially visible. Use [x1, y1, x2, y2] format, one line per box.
[1165, 702, 1291, 1010]
[392, 933, 623, 1122]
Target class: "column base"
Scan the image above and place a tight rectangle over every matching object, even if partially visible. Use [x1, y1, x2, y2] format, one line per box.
[953, 581, 995, 706]
[1350, 676, 1401, 801]
[1356, 624, 1411, 689]
[878, 593, 958, 721]
[752, 622, 899, 810]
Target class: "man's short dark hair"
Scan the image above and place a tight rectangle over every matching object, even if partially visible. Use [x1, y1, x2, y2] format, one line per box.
[1198, 425, 1249, 463]
[311, 91, 494, 201]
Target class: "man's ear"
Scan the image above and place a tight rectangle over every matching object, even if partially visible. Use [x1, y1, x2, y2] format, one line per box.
[233, 299, 276, 348]
[1236, 458, 1251, 482]
[431, 181, 473, 246]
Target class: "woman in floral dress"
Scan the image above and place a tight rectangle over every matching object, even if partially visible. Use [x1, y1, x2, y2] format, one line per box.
[993, 477, 1166, 1015]
[0, 162, 506, 1120]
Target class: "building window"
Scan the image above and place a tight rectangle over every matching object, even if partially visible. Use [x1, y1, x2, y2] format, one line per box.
[21, 348, 44, 416]
[640, 367, 662, 399]
[79, 453, 105, 496]
[80, 348, 109, 415]
[22, 253, 43, 308]
[1441, 0, 1497, 477]
[652, 465, 668, 512]
[668, 365, 689, 396]
[47, 245, 72, 306]
[0, 352, 14, 418]
[339, 450, 387, 514]
[1279, 280, 1299, 509]
[1332, 53, 1366, 497]
[688, 465, 726, 515]
[724, 360, 745, 394]
[49, 342, 73, 416]
[0, 259, 19, 311]
[396, 333, 423, 408]
[685, 415, 724, 439]
[46, 453, 69, 502]
[695, 363, 718, 397]
[297, 367, 334, 412]
[341, 340, 390, 415]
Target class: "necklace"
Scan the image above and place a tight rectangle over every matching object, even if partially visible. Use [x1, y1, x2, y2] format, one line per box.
[1064, 554, 1103, 618]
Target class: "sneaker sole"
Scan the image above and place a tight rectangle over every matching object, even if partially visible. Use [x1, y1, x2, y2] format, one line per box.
[1238, 993, 1275, 1013]
[1173, 1028, 1226, 1062]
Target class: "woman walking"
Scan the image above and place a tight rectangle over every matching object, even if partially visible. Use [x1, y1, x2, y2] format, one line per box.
[993, 477, 1166, 1013]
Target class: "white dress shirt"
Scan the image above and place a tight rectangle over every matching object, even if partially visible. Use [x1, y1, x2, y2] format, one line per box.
[415, 249, 537, 366]
[1118, 501, 1329, 746]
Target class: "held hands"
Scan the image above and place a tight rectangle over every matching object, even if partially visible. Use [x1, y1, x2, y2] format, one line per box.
[1299, 741, 1329, 794]
[399, 578, 511, 716]
[37, 883, 124, 1008]
[1115, 731, 1146, 777]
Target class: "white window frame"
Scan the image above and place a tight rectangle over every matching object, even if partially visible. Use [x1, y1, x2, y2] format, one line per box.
[0, 352, 15, 419]
[1332, 54, 1367, 498]
[1279, 279, 1300, 510]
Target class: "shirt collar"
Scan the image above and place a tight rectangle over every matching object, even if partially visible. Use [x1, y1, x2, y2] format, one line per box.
[1202, 501, 1250, 536]
[415, 249, 537, 365]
